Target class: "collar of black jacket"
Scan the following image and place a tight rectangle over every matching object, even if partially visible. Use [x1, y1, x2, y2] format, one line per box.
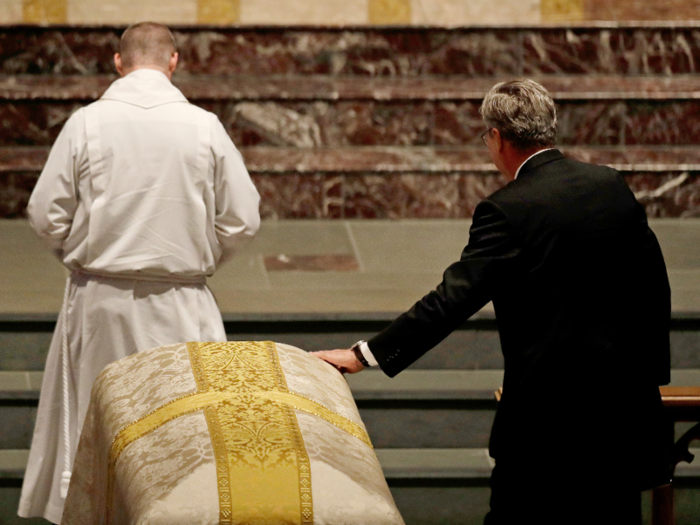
[516, 149, 565, 179]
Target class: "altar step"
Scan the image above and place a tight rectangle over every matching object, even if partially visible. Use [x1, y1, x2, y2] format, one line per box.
[0, 368, 506, 450]
[3, 26, 700, 220]
[5, 74, 700, 102]
[3, 314, 700, 374]
[0, 369, 505, 450]
[2, 216, 700, 520]
[4, 145, 700, 173]
[2, 447, 700, 525]
[3, 217, 698, 337]
[3, 369, 700, 450]
[0, 445, 686, 482]
[3, 143, 698, 220]
[3, 75, 700, 150]
[0, 447, 501, 482]
[3, 107, 700, 220]
[3, 358, 700, 524]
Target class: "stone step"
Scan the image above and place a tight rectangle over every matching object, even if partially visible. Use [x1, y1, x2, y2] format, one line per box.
[3, 26, 700, 77]
[1, 448, 700, 525]
[5, 75, 698, 153]
[0, 448, 492, 480]
[0, 446, 683, 480]
[0, 369, 503, 449]
[5, 369, 700, 399]
[4, 145, 700, 173]
[2, 218, 700, 316]
[2, 98, 699, 149]
[4, 370, 700, 449]
[0, 450, 28, 480]
[0, 318, 505, 372]
[3, 316, 700, 372]
[2, 145, 699, 219]
[4, 74, 700, 101]
[2, 446, 700, 483]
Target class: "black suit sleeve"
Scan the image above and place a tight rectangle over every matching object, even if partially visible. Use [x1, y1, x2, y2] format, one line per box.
[635, 224, 672, 386]
[368, 200, 521, 377]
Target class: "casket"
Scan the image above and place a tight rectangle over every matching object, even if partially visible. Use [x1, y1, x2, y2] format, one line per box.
[62, 341, 404, 525]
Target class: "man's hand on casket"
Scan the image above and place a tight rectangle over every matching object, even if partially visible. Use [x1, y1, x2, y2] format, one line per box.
[313, 349, 365, 374]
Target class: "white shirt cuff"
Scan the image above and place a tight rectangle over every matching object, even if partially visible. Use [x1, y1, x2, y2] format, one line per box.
[359, 341, 379, 367]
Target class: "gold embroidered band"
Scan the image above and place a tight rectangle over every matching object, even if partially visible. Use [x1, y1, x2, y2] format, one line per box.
[106, 341, 371, 525]
[193, 340, 310, 525]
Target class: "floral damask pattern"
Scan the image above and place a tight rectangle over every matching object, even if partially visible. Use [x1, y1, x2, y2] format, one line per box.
[63, 341, 403, 525]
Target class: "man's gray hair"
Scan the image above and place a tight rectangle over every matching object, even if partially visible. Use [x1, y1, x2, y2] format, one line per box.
[479, 79, 557, 150]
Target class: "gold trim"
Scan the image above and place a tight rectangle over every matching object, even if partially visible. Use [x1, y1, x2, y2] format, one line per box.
[284, 403, 313, 524]
[106, 390, 201, 525]
[187, 341, 208, 392]
[261, 391, 372, 448]
[109, 391, 371, 460]
[204, 404, 231, 525]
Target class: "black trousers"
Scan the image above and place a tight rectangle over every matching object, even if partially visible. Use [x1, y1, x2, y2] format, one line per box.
[484, 461, 642, 525]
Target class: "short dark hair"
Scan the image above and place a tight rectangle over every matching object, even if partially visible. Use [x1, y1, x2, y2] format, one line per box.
[119, 22, 176, 70]
[479, 79, 558, 151]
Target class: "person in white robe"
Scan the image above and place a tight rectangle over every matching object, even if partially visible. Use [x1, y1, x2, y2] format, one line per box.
[18, 22, 261, 524]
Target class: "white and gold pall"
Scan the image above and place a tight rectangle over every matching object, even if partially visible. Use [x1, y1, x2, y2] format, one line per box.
[62, 341, 405, 525]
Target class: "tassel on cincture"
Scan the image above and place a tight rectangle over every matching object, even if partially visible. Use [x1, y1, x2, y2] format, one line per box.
[60, 470, 72, 499]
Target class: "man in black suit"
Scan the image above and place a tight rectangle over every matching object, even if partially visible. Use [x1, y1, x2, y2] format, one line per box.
[315, 79, 671, 524]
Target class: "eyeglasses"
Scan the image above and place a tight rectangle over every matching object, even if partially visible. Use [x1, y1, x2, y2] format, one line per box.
[481, 129, 493, 145]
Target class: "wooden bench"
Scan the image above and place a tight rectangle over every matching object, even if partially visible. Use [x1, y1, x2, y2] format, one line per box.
[653, 387, 700, 525]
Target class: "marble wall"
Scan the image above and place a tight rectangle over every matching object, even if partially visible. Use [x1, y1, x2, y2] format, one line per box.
[4, 27, 700, 76]
[2, 0, 700, 25]
[8, 98, 700, 150]
[1, 25, 699, 219]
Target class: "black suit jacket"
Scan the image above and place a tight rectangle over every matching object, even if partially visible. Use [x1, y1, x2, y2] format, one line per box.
[369, 149, 671, 486]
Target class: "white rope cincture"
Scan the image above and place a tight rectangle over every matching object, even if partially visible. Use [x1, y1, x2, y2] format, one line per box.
[60, 276, 72, 499]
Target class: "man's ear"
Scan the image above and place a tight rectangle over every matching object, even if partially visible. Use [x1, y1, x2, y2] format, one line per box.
[114, 53, 124, 77]
[492, 128, 505, 152]
[168, 52, 179, 75]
